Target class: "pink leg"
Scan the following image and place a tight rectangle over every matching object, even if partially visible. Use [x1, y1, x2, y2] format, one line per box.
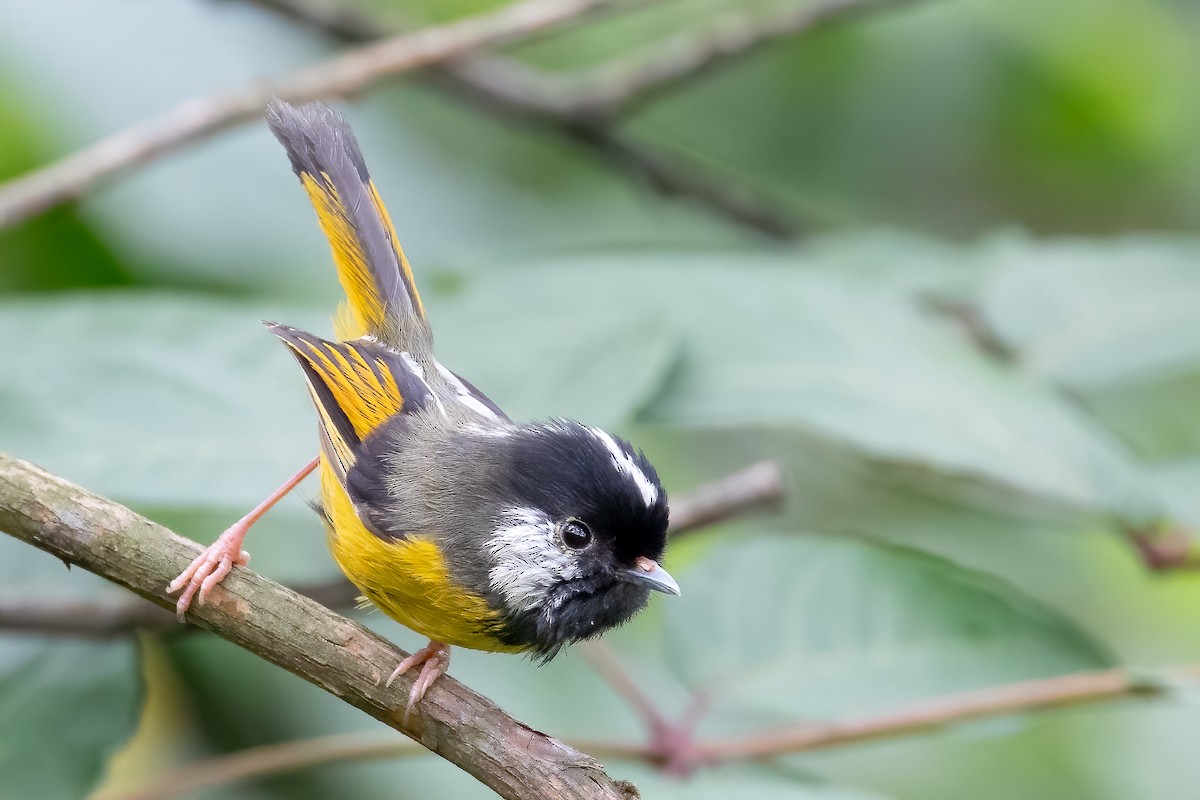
[387, 640, 451, 724]
[168, 457, 319, 621]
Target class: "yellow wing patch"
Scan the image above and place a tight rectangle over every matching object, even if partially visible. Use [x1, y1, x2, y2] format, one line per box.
[277, 329, 405, 441]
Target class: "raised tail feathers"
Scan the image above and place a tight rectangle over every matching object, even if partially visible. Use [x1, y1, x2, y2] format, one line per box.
[266, 100, 428, 347]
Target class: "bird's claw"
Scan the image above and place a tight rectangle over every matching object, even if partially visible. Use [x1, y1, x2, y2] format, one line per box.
[167, 524, 251, 622]
[386, 640, 450, 724]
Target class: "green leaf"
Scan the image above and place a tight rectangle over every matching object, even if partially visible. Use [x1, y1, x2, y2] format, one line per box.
[0, 293, 320, 509]
[453, 255, 1153, 517]
[0, 639, 141, 799]
[434, 303, 681, 426]
[0, 74, 133, 295]
[1075, 371, 1200, 462]
[1149, 460, 1200, 529]
[0, 290, 678, 510]
[978, 237, 1200, 388]
[666, 534, 1112, 720]
[801, 231, 987, 297]
[0, 539, 142, 798]
[977, 237, 1200, 460]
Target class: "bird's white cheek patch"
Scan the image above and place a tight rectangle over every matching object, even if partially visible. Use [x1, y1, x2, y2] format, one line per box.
[589, 427, 659, 506]
[486, 508, 578, 615]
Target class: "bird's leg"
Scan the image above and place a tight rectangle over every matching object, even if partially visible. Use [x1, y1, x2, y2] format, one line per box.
[387, 640, 451, 724]
[168, 456, 319, 620]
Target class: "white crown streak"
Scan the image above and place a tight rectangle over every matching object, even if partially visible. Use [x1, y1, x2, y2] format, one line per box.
[589, 427, 658, 506]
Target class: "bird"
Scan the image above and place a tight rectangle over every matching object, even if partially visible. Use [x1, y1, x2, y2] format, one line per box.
[168, 99, 679, 718]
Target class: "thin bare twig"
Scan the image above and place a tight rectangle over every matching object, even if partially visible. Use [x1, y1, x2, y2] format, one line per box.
[236, 0, 921, 121]
[0, 0, 630, 229]
[921, 295, 1014, 361]
[0, 461, 784, 638]
[1125, 524, 1200, 572]
[0, 597, 173, 638]
[578, 643, 714, 776]
[581, 642, 673, 738]
[95, 733, 425, 800]
[668, 460, 784, 536]
[559, 123, 806, 239]
[692, 665, 1186, 763]
[0, 454, 631, 800]
[545, 0, 925, 118]
[101, 660, 1200, 796]
[217, 0, 383, 42]
[100, 731, 651, 800]
[234, 0, 928, 236]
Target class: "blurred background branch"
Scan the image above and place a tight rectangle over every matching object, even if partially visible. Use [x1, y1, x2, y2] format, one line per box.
[0, 0, 630, 230]
[0, 578, 359, 638]
[0, 0, 934, 241]
[228, 0, 928, 239]
[514, 0, 926, 118]
[97, 659, 1200, 799]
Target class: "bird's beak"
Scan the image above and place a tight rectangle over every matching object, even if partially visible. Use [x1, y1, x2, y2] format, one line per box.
[621, 556, 681, 596]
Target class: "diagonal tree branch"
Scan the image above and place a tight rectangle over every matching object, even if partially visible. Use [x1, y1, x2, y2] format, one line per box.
[0, 453, 632, 800]
[0, 0, 633, 230]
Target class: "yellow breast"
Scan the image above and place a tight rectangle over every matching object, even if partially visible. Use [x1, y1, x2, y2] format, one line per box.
[318, 459, 521, 652]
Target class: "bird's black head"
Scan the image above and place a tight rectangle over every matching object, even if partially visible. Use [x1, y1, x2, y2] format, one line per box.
[482, 420, 674, 659]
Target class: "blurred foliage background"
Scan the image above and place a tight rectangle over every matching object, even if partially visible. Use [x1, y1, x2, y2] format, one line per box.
[4, 0, 1200, 798]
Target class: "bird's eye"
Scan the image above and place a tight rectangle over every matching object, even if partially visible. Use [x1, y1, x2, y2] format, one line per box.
[560, 519, 593, 550]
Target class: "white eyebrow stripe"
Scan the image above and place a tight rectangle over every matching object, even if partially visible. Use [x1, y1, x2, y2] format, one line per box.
[435, 360, 503, 422]
[589, 427, 659, 506]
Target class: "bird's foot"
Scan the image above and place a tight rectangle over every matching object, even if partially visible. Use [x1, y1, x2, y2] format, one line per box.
[386, 640, 450, 724]
[167, 522, 251, 621]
